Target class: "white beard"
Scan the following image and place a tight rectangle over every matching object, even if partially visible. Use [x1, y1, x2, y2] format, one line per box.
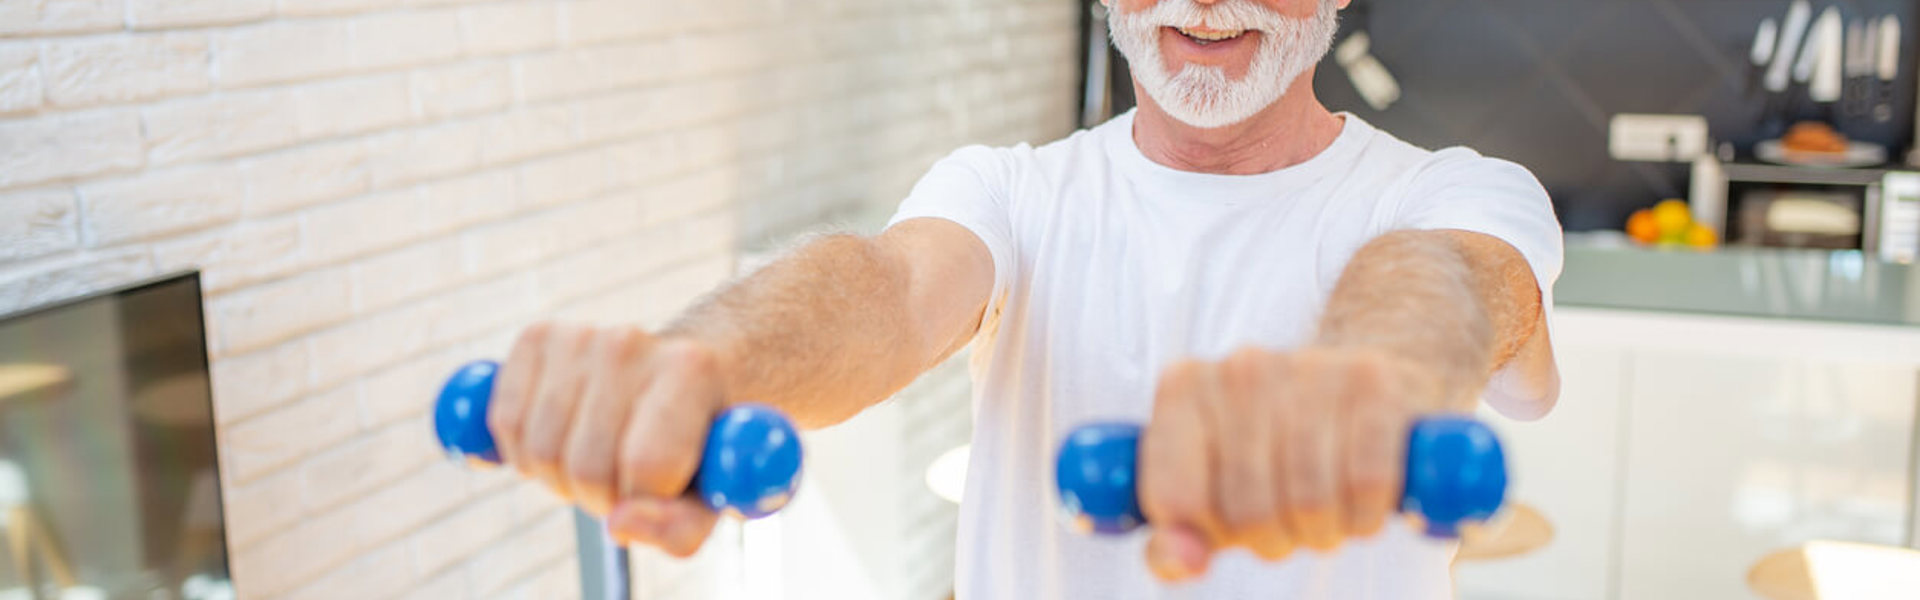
[1108, 0, 1339, 129]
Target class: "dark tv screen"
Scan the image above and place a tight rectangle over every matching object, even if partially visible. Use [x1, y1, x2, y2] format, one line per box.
[0, 273, 232, 600]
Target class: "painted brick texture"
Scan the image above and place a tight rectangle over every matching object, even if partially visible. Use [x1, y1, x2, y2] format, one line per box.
[0, 0, 1078, 598]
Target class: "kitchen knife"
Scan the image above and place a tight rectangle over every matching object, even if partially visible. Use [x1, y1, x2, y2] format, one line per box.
[1766, 0, 1812, 93]
[1797, 7, 1836, 90]
[1876, 15, 1901, 122]
[1750, 18, 1778, 95]
[1811, 8, 1844, 103]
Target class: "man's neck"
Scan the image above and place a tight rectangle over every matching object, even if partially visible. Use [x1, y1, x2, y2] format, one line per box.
[1130, 70, 1345, 176]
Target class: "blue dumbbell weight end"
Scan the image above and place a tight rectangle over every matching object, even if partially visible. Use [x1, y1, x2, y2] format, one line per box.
[1399, 415, 1507, 538]
[1054, 423, 1146, 535]
[432, 360, 803, 519]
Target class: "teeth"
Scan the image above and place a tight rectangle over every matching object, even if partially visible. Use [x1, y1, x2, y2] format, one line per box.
[1177, 27, 1244, 42]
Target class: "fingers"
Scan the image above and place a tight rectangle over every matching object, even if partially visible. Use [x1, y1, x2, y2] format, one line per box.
[1342, 356, 1407, 538]
[615, 341, 720, 498]
[1135, 345, 1444, 579]
[1214, 349, 1291, 560]
[608, 495, 720, 558]
[490, 322, 553, 467]
[519, 324, 595, 497]
[1139, 360, 1222, 579]
[489, 321, 728, 558]
[605, 340, 723, 550]
[1145, 348, 1408, 578]
[561, 326, 651, 516]
[1279, 352, 1347, 553]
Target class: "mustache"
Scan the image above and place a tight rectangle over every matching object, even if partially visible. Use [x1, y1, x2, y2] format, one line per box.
[1117, 0, 1289, 32]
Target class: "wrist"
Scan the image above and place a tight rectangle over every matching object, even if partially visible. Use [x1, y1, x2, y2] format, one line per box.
[1308, 342, 1482, 413]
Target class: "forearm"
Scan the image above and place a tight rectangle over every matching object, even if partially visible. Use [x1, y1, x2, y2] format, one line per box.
[663, 230, 979, 428]
[1314, 230, 1543, 411]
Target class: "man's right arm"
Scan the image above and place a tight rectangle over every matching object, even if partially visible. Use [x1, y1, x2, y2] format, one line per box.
[484, 217, 993, 555]
[663, 217, 998, 428]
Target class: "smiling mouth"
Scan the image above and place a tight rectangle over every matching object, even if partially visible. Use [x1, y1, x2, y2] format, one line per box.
[1172, 26, 1248, 45]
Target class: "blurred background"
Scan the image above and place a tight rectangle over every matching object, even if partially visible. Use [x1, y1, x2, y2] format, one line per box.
[0, 0, 1916, 599]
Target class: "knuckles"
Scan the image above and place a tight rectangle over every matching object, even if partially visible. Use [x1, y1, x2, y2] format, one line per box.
[1219, 347, 1271, 384]
[591, 325, 646, 365]
[653, 338, 719, 380]
[514, 321, 555, 355]
[1153, 359, 1208, 402]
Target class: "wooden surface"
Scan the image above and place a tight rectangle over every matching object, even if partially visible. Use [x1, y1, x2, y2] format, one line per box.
[5, 505, 76, 588]
[1455, 503, 1555, 562]
[1749, 547, 1817, 600]
[1748, 541, 1920, 600]
[0, 364, 71, 405]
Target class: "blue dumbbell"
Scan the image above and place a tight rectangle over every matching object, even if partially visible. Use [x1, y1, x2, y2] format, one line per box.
[1055, 415, 1506, 538]
[433, 360, 804, 519]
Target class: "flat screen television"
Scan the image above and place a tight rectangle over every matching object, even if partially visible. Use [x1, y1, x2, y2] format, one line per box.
[0, 272, 232, 600]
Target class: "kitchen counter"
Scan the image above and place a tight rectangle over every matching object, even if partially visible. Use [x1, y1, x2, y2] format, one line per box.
[1556, 242, 1920, 328]
[1466, 242, 1920, 600]
[767, 210, 1920, 329]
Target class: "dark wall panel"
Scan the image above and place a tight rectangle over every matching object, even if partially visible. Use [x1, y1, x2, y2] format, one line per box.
[1309, 0, 1920, 231]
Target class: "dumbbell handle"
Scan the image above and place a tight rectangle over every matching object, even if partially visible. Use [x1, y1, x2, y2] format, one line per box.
[432, 360, 803, 519]
[1055, 415, 1506, 538]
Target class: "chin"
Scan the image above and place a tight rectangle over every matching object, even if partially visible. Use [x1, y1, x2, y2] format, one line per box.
[1145, 70, 1296, 129]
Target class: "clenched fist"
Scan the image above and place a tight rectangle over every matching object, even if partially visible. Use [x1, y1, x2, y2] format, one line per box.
[488, 322, 727, 557]
[1137, 346, 1453, 580]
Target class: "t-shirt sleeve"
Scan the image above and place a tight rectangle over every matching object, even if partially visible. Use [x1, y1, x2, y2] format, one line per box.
[1392, 148, 1565, 415]
[1392, 148, 1564, 314]
[886, 145, 1018, 304]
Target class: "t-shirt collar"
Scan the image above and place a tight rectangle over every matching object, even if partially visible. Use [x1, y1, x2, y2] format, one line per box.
[1104, 109, 1374, 203]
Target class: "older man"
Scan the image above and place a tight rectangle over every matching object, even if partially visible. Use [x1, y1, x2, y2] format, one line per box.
[485, 0, 1563, 597]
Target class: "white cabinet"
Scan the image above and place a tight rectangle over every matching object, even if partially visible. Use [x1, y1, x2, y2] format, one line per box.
[1457, 345, 1629, 600]
[1457, 307, 1920, 600]
[1617, 352, 1914, 599]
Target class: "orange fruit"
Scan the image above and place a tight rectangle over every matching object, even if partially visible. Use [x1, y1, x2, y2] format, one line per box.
[1653, 199, 1692, 237]
[1685, 223, 1718, 250]
[1626, 209, 1659, 244]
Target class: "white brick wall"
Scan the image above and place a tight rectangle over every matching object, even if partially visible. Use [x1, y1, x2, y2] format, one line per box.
[128, 0, 273, 30]
[0, 0, 1078, 598]
[41, 32, 211, 107]
[0, 0, 125, 37]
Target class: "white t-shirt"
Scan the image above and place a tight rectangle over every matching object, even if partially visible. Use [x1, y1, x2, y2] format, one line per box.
[887, 111, 1563, 599]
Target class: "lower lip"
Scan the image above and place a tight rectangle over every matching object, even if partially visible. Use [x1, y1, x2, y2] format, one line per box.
[1162, 26, 1258, 61]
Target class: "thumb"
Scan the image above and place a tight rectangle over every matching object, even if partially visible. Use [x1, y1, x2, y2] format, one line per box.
[608, 495, 720, 559]
[1145, 524, 1212, 582]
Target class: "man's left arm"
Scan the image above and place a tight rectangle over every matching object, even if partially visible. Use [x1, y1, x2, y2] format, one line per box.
[1137, 160, 1563, 579]
[1136, 228, 1562, 580]
[1316, 228, 1558, 418]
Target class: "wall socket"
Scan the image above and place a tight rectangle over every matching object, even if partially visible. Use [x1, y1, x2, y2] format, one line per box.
[1609, 114, 1710, 162]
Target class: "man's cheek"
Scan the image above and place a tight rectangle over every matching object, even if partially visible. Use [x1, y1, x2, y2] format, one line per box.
[1271, 0, 1328, 20]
